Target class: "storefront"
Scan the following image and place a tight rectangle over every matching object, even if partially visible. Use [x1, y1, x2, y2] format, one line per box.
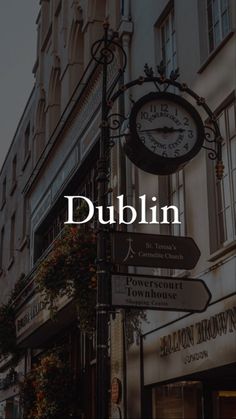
[142, 294, 236, 418]
[14, 289, 97, 418]
[0, 357, 25, 419]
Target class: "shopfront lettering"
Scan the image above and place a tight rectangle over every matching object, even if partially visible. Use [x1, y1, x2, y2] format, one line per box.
[17, 301, 46, 332]
[160, 307, 236, 357]
[160, 326, 194, 356]
[184, 350, 208, 364]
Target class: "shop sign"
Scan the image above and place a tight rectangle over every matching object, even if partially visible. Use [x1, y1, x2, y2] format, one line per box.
[111, 274, 211, 312]
[16, 293, 70, 343]
[143, 295, 236, 385]
[112, 232, 200, 270]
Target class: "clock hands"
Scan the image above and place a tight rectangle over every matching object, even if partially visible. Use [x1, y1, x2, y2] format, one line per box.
[137, 126, 186, 134]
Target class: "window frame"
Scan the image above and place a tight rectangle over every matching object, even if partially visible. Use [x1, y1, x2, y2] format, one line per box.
[207, 0, 230, 53]
[0, 226, 4, 272]
[207, 95, 236, 256]
[159, 6, 177, 77]
[1, 177, 6, 208]
[10, 212, 16, 262]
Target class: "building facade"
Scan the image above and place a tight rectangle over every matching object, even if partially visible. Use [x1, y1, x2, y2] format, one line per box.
[0, 1, 235, 419]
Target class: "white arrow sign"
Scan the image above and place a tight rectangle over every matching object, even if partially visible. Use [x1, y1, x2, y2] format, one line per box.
[111, 274, 211, 312]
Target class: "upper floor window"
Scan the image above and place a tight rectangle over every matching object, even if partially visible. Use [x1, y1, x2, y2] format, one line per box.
[48, 61, 61, 136]
[0, 227, 4, 271]
[208, 98, 236, 253]
[41, 0, 51, 39]
[168, 170, 185, 236]
[160, 8, 177, 77]
[10, 212, 16, 260]
[24, 123, 30, 160]
[1, 177, 6, 207]
[207, 0, 230, 53]
[12, 155, 17, 190]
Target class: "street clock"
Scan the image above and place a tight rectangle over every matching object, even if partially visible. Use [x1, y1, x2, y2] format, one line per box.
[122, 91, 205, 175]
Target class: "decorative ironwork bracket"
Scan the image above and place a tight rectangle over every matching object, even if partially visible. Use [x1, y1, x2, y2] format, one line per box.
[91, 30, 224, 179]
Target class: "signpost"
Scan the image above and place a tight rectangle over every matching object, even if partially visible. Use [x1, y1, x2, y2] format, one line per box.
[112, 231, 201, 270]
[111, 274, 211, 312]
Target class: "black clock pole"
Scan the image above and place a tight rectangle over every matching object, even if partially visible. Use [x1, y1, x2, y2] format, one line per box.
[91, 24, 223, 419]
[96, 20, 110, 419]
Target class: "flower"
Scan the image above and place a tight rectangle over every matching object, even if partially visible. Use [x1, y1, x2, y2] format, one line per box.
[20, 351, 76, 419]
[36, 226, 97, 333]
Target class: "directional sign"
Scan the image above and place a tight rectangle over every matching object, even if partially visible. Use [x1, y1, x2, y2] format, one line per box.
[111, 274, 211, 312]
[112, 232, 200, 270]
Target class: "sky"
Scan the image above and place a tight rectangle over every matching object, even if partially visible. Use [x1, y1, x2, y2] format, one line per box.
[0, 1, 39, 170]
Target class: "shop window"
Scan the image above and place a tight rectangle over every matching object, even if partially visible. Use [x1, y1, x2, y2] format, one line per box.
[152, 381, 203, 419]
[213, 390, 236, 418]
[207, 0, 230, 53]
[208, 99, 236, 252]
[159, 7, 177, 77]
[0, 395, 21, 419]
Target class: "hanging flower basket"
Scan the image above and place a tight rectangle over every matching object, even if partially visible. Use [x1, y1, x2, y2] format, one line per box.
[20, 352, 76, 419]
[36, 226, 97, 333]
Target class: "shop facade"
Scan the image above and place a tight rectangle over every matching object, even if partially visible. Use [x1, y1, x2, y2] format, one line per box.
[142, 293, 236, 418]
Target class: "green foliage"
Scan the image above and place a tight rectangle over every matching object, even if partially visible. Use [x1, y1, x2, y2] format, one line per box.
[36, 226, 97, 333]
[125, 309, 149, 347]
[20, 351, 76, 419]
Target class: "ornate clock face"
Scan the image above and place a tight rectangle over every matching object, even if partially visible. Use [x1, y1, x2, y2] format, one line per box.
[124, 91, 205, 175]
[136, 98, 198, 158]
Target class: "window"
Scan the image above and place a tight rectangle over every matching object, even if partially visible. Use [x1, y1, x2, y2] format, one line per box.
[41, 0, 50, 38]
[12, 155, 17, 187]
[35, 95, 46, 162]
[68, 20, 84, 94]
[160, 8, 177, 77]
[0, 227, 4, 270]
[24, 123, 30, 160]
[1, 177, 6, 207]
[207, 0, 230, 53]
[33, 163, 98, 263]
[168, 170, 185, 236]
[213, 100, 236, 248]
[10, 213, 16, 260]
[22, 198, 28, 239]
[48, 63, 61, 135]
